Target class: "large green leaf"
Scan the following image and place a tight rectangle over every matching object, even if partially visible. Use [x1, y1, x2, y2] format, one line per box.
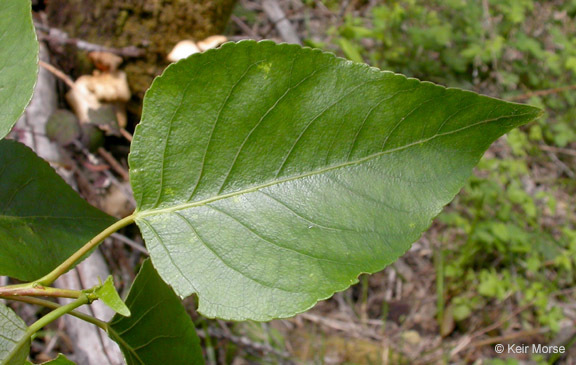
[108, 259, 203, 365]
[0, 140, 115, 281]
[0, 302, 29, 365]
[0, 0, 38, 139]
[129, 41, 542, 320]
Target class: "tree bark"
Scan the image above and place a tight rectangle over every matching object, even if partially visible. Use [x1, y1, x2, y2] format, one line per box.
[46, 0, 237, 100]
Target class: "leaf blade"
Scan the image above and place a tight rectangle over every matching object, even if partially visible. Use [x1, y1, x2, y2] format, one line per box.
[0, 303, 29, 365]
[0, 0, 38, 139]
[108, 259, 203, 365]
[94, 276, 131, 317]
[130, 41, 542, 320]
[0, 140, 116, 281]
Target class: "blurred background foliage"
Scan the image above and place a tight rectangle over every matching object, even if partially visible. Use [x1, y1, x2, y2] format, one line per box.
[227, 0, 576, 363]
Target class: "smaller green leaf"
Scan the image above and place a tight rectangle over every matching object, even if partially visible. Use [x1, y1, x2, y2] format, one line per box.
[338, 38, 364, 63]
[93, 276, 131, 317]
[37, 354, 76, 365]
[108, 259, 203, 365]
[0, 303, 29, 365]
[0, 140, 116, 281]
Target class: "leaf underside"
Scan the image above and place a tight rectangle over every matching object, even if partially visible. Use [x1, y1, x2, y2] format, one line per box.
[0, 302, 29, 365]
[0, 140, 115, 281]
[108, 259, 203, 365]
[129, 41, 542, 320]
[0, 0, 38, 139]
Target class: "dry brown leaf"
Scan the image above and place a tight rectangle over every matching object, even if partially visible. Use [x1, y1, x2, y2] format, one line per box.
[66, 76, 101, 124]
[66, 72, 129, 130]
[85, 71, 131, 103]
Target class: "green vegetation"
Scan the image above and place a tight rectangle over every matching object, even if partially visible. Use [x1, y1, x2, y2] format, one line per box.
[323, 0, 576, 148]
[310, 0, 576, 359]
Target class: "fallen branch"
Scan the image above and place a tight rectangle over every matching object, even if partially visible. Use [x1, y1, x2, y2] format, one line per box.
[111, 233, 148, 255]
[119, 128, 133, 142]
[450, 301, 534, 357]
[509, 84, 576, 101]
[39, 60, 76, 89]
[539, 144, 576, 157]
[35, 22, 145, 58]
[470, 328, 546, 348]
[97, 147, 129, 181]
[546, 151, 576, 179]
[199, 326, 292, 360]
[262, 0, 301, 45]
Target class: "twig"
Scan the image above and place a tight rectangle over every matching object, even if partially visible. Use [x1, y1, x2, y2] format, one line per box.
[262, 0, 302, 44]
[38, 60, 75, 89]
[539, 144, 576, 157]
[473, 302, 534, 338]
[199, 326, 292, 360]
[470, 328, 546, 348]
[35, 23, 145, 58]
[509, 84, 576, 101]
[0, 284, 82, 299]
[551, 287, 576, 297]
[97, 147, 129, 181]
[450, 301, 535, 358]
[111, 233, 148, 255]
[119, 128, 133, 142]
[450, 336, 472, 358]
[442, 328, 548, 364]
[231, 15, 260, 39]
[298, 312, 382, 340]
[546, 151, 576, 179]
[73, 141, 136, 208]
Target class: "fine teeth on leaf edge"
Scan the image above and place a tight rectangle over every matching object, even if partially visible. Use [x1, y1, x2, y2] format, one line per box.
[129, 40, 542, 321]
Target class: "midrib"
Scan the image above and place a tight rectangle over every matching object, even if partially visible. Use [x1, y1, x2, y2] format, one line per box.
[135, 110, 536, 219]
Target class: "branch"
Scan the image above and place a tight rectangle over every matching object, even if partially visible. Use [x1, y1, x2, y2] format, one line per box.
[509, 84, 576, 101]
[35, 22, 145, 58]
[39, 60, 76, 89]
